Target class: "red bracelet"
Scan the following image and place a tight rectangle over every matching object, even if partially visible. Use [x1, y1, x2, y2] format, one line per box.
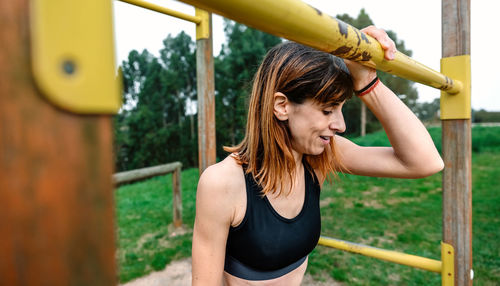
[355, 77, 380, 96]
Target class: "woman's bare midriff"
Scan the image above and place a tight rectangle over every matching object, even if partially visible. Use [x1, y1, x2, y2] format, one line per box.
[222, 257, 308, 286]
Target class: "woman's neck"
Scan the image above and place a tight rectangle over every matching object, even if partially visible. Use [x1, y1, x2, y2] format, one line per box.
[292, 149, 303, 168]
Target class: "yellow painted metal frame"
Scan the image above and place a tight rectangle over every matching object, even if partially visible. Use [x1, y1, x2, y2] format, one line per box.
[30, 0, 121, 114]
[318, 236, 442, 273]
[319, 237, 455, 285]
[179, 0, 462, 94]
[118, 1, 210, 40]
[440, 55, 471, 119]
[119, 0, 202, 24]
[195, 8, 210, 40]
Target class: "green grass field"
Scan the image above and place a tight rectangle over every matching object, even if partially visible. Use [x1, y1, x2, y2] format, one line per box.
[115, 126, 500, 285]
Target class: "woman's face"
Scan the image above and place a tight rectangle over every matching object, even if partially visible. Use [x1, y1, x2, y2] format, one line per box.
[287, 99, 346, 156]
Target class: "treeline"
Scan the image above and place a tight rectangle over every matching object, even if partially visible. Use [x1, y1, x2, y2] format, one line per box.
[473, 110, 500, 123]
[114, 10, 423, 171]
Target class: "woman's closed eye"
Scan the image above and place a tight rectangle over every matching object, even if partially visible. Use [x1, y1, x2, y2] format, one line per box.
[321, 101, 343, 116]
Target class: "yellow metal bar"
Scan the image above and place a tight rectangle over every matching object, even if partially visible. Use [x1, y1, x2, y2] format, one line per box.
[119, 0, 201, 24]
[441, 242, 455, 286]
[440, 55, 471, 119]
[178, 0, 462, 94]
[318, 236, 442, 273]
[195, 8, 210, 40]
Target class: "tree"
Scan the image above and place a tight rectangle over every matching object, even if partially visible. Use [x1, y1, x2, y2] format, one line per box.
[117, 50, 170, 170]
[114, 32, 197, 171]
[160, 32, 197, 127]
[115, 49, 159, 171]
[337, 9, 419, 136]
[414, 98, 440, 123]
[472, 109, 500, 123]
[160, 32, 198, 166]
[214, 20, 282, 159]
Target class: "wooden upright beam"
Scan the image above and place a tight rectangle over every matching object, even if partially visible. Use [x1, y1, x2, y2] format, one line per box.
[0, 1, 116, 285]
[442, 0, 472, 285]
[196, 10, 216, 173]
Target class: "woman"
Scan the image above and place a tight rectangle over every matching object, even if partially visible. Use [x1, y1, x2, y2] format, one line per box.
[192, 26, 444, 285]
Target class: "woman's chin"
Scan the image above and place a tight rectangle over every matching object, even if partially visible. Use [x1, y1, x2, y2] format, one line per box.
[306, 146, 326, 156]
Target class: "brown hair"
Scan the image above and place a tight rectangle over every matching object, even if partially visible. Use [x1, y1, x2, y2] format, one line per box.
[225, 42, 353, 195]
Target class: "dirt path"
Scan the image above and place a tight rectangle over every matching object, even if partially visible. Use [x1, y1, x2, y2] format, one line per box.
[120, 258, 342, 286]
[120, 258, 192, 286]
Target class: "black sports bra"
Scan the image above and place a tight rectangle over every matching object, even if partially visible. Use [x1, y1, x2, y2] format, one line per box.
[224, 160, 321, 280]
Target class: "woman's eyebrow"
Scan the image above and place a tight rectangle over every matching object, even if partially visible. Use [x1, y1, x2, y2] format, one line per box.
[322, 102, 340, 108]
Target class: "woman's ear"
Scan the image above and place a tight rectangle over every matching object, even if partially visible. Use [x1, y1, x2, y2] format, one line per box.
[273, 92, 289, 121]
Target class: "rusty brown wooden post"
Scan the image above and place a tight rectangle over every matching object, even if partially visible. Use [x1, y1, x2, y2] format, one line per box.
[0, 1, 116, 285]
[442, 0, 472, 285]
[172, 165, 183, 227]
[196, 9, 216, 174]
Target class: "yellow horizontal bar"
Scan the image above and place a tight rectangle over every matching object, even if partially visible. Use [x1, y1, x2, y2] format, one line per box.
[178, 0, 462, 94]
[318, 236, 442, 273]
[119, 0, 201, 24]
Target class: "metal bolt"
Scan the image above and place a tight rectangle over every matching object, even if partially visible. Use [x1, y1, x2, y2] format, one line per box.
[62, 60, 76, 75]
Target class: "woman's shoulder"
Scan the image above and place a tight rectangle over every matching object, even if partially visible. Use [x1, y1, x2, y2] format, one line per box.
[199, 155, 243, 184]
[195, 155, 247, 231]
[197, 155, 246, 203]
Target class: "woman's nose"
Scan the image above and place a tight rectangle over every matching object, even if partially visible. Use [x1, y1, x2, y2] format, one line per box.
[329, 111, 346, 133]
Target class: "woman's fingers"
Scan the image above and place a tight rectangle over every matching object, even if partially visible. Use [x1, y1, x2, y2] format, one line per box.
[361, 26, 396, 60]
[344, 25, 397, 89]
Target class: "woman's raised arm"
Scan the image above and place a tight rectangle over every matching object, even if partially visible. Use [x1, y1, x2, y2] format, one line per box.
[337, 26, 444, 178]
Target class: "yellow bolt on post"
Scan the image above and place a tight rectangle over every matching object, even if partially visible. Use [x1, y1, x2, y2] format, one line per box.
[440, 55, 471, 119]
[30, 0, 121, 114]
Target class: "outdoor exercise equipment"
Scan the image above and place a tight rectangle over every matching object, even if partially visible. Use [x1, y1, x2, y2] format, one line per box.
[0, 0, 471, 285]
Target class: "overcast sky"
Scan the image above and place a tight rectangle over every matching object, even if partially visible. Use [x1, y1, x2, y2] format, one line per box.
[114, 0, 500, 111]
